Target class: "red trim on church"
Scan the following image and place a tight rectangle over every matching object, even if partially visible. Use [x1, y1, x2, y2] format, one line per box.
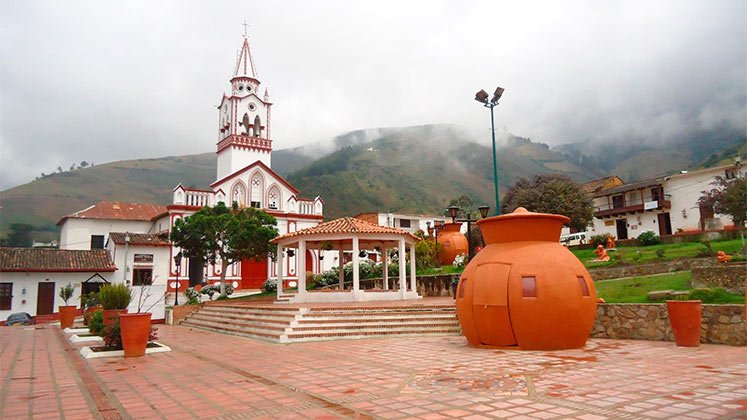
[210, 160, 300, 194]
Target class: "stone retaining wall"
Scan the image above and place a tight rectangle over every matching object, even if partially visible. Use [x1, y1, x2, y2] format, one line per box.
[589, 258, 716, 280]
[592, 303, 745, 346]
[691, 264, 747, 294]
[168, 304, 202, 325]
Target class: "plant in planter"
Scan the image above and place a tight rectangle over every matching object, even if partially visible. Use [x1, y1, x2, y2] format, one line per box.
[118, 282, 165, 357]
[88, 309, 104, 336]
[82, 291, 101, 326]
[98, 284, 132, 327]
[58, 283, 77, 329]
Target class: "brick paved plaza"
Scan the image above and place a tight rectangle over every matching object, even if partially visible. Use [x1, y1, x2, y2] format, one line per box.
[1, 323, 745, 419]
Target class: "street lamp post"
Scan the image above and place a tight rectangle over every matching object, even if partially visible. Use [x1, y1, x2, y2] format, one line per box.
[475, 86, 505, 215]
[173, 253, 182, 306]
[447, 205, 490, 259]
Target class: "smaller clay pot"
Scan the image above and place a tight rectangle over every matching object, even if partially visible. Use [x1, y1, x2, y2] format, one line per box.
[103, 309, 128, 327]
[666, 300, 702, 347]
[58, 306, 78, 329]
[120, 313, 152, 357]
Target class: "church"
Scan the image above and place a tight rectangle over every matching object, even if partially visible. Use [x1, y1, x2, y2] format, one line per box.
[51, 34, 325, 311]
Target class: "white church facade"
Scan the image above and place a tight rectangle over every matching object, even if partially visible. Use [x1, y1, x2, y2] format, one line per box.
[55, 35, 325, 309]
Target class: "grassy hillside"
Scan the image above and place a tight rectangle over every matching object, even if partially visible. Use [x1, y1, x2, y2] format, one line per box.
[287, 125, 602, 219]
[0, 153, 216, 237]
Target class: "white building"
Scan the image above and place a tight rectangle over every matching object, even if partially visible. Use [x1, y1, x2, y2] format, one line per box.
[353, 212, 448, 235]
[0, 248, 115, 322]
[589, 163, 744, 240]
[52, 34, 325, 302]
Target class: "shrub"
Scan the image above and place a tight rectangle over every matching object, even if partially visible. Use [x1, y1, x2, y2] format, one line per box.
[101, 318, 122, 349]
[453, 254, 467, 268]
[184, 287, 201, 305]
[200, 283, 234, 300]
[88, 309, 104, 335]
[59, 283, 74, 305]
[262, 278, 277, 293]
[98, 284, 132, 310]
[636, 230, 661, 246]
[81, 291, 99, 309]
[687, 288, 738, 303]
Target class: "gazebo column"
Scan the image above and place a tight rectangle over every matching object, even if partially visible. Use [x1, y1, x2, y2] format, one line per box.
[338, 249, 344, 290]
[398, 238, 406, 299]
[409, 241, 417, 293]
[276, 244, 284, 299]
[352, 237, 360, 296]
[382, 247, 389, 290]
[298, 240, 306, 295]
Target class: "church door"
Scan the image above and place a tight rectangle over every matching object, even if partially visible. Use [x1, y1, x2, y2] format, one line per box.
[241, 258, 268, 289]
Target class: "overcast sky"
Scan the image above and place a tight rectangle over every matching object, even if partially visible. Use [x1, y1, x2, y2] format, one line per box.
[1, 0, 745, 190]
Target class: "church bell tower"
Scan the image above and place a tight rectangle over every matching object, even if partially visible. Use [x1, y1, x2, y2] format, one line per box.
[215, 34, 273, 181]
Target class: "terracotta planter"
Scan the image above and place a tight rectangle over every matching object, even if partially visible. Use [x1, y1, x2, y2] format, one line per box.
[666, 300, 702, 347]
[103, 309, 128, 327]
[456, 207, 598, 350]
[437, 222, 469, 265]
[58, 306, 78, 329]
[119, 313, 152, 357]
[84, 305, 102, 326]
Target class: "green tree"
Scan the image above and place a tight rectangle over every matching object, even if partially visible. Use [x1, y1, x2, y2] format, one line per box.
[445, 195, 477, 219]
[501, 174, 593, 231]
[7, 223, 33, 247]
[698, 176, 747, 227]
[170, 202, 278, 297]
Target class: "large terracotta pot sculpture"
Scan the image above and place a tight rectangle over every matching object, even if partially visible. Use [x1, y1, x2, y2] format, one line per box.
[456, 207, 598, 350]
[438, 222, 469, 266]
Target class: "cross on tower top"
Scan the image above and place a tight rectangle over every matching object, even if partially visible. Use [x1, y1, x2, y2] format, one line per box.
[242, 21, 249, 37]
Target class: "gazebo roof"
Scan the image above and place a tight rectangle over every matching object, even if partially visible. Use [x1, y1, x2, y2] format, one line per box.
[272, 217, 419, 243]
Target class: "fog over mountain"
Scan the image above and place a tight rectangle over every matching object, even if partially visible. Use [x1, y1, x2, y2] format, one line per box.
[1, 1, 745, 190]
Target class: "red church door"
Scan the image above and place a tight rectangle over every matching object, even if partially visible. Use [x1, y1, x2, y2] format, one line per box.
[240, 258, 268, 289]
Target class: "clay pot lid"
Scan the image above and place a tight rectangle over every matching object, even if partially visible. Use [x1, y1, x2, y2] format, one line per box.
[476, 207, 570, 243]
[477, 207, 570, 224]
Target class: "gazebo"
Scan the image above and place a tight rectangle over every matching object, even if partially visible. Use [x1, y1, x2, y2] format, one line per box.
[272, 217, 421, 303]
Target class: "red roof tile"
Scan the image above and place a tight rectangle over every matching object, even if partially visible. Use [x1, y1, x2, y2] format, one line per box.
[273, 217, 419, 243]
[57, 201, 167, 226]
[0, 248, 116, 272]
[108, 232, 171, 247]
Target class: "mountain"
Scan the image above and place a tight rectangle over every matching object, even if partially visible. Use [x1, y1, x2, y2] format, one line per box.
[286, 125, 603, 219]
[555, 126, 746, 182]
[4, 123, 740, 239]
[0, 124, 601, 238]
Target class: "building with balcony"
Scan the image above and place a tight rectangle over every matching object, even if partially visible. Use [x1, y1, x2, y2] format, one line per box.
[588, 163, 744, 240]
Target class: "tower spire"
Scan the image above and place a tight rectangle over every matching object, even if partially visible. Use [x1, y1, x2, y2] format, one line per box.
[234, 25, 258, 79]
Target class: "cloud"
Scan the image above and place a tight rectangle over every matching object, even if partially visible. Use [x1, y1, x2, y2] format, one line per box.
[1, 0, 745, 190]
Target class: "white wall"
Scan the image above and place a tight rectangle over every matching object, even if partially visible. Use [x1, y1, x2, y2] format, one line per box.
[59, 218, 153, 250]
[109, 243, 169, 320]
[0, 272, 114, 321]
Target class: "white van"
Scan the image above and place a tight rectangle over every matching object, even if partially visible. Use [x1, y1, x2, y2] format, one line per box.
[560, 232, 588, 246]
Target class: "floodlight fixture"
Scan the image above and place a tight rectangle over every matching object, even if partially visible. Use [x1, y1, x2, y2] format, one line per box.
[491, 87, 505, 104]
[474, 89, 489, 104]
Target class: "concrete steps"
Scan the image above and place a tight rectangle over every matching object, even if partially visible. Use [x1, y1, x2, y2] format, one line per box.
[180, 303, 460, 343]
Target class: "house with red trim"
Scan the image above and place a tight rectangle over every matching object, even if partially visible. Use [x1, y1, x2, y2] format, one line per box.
[0, 248, 116, 322]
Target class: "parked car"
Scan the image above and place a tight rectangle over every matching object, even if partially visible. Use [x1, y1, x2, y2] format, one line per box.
[6, 312, 33, 326]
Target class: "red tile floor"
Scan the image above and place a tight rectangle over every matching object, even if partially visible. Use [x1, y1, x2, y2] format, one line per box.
[1, 323, 745, 419]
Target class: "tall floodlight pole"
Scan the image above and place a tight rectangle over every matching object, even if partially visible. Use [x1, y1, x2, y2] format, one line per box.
[475, 87, 505, 215]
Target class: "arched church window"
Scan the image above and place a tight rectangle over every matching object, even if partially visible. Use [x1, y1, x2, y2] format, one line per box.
[240, 113, 250, 135]
[250, 174, 263, 208]
[253, 116, 261, 137]
[268, 187, 280, 210]
[231, 182, 246, 207]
